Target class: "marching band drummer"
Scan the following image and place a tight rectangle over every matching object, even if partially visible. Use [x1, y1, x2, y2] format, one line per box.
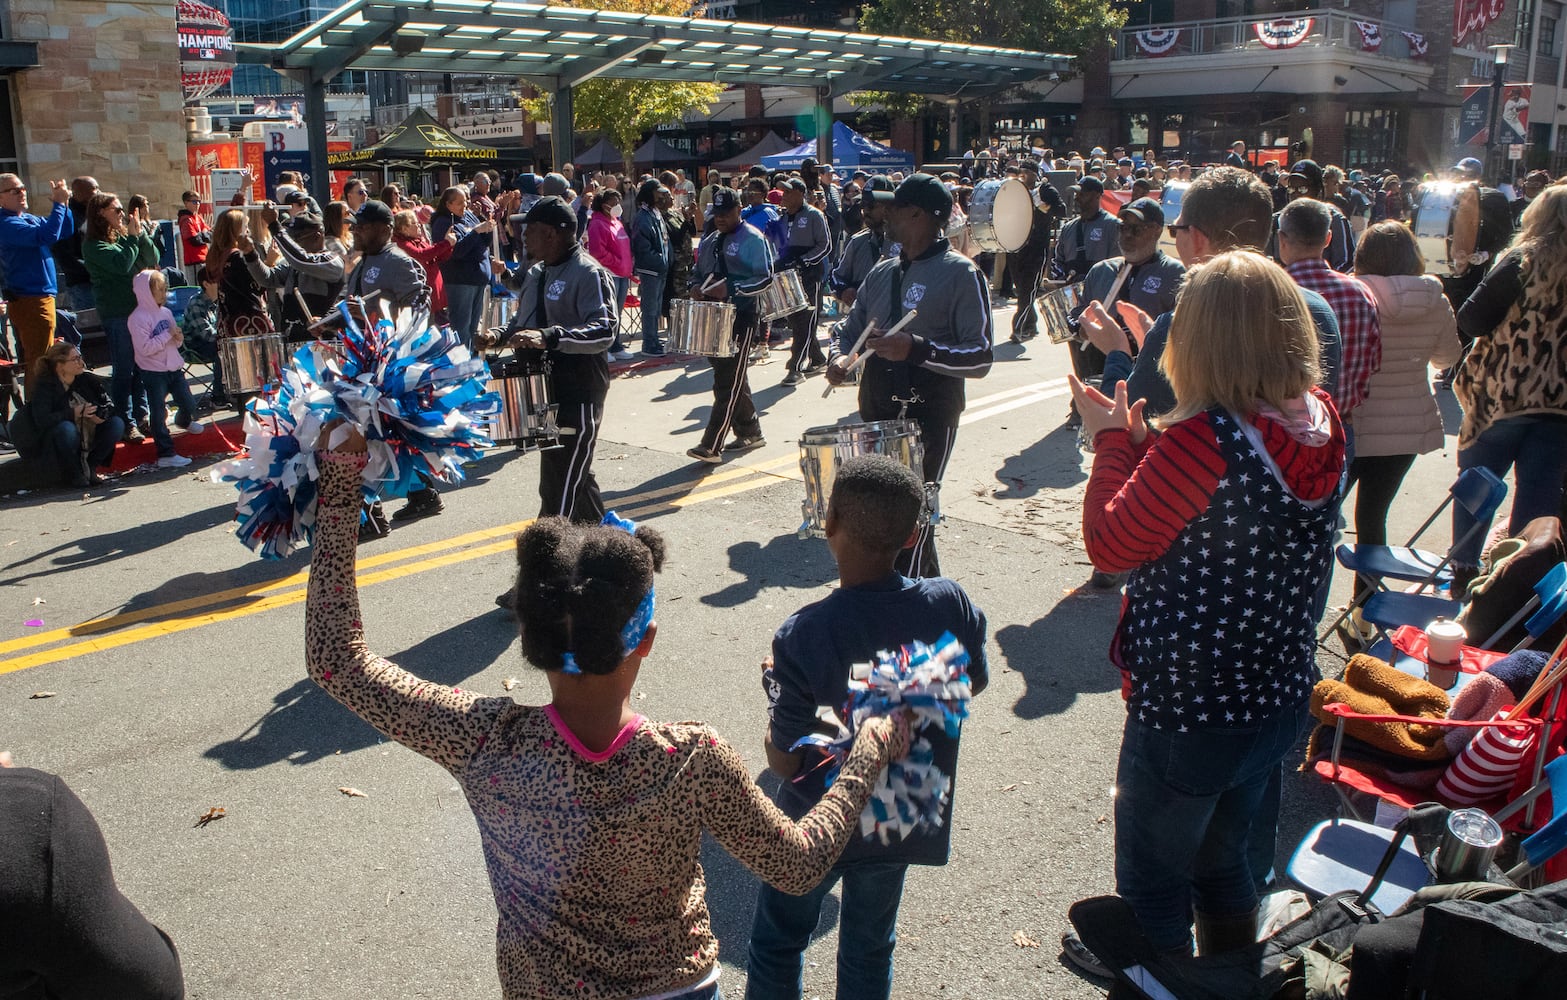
[824, 173, 993, 578]
[1066, 196, 1185, 379]
[685, 188, 775, 465]
[829, 175, 899, 346]
[475, 197, 617, 609]
[777, 177, 833, 387]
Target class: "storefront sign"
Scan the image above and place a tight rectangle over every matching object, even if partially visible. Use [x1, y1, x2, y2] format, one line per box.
[1454, 0, 1508, 46]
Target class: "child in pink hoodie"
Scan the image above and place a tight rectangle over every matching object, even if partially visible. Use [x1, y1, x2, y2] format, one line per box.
[128, 270, 205, 468]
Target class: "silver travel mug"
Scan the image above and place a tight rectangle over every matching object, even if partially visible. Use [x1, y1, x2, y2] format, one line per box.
[1434, 808, 1503, 881]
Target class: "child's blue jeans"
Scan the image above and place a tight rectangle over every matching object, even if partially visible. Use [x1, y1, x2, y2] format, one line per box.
[139, 368, 198, 457]
[745, 861, 907, 1000]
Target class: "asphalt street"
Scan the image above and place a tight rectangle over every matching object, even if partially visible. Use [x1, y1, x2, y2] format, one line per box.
[0, 303, 1485, 999]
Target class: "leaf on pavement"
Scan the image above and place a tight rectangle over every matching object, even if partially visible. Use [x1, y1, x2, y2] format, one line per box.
[502, 677, 518, 691]
[30, 691, 57, 699]
[195, 806, 226, 828]
[338, 786, 368, 798]
[1012, 930, 1040, 949]
[31, 597, 45, 605]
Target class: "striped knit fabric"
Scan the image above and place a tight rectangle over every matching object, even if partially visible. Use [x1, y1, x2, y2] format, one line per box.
[1437, 709, 1536, 805]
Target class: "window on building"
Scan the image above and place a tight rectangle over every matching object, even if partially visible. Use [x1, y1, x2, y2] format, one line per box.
[1540, 2, 1561, 56]
[1343, 108, 1402, 171]
[1517, 0, 1536, 48]
[0, 79, 17, 176]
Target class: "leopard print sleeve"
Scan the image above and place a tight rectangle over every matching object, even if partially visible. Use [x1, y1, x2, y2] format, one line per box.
[693, 717, 895, 896]
[306, 452, 506, 774]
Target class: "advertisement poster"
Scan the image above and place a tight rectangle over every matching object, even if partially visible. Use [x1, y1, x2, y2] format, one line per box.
[261, 126, 312, 198]
[1458, 85, 1490, 146]
[329, 140, 354, 199]
[242, 142, 266, 201]
[185, 140, 239, 211]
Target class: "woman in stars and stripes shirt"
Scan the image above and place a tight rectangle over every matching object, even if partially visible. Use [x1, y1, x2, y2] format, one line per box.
[1068, 250, 1345, 958]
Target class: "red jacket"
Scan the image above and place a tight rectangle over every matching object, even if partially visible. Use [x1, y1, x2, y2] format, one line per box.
[394, 233, 454, 315]
[178, 208, 210, 266]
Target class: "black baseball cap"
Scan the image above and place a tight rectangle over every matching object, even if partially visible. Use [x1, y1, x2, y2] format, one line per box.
[710, 188, 742, 214]
[355, 199, 394, 226]
[1071, 176, 1105, 195]
[287, 211, 323, 233]
[780, 177, 807, 193]
[524, 195, 577, 232]
[891, 172, 952, 220]
[1288, 160, 1324, 188]
[863, 175, 896, 204]
[1118, 197, 1164, 226]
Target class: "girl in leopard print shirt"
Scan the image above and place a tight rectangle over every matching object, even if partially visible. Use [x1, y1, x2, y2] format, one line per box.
[306, 440, 907, 1000]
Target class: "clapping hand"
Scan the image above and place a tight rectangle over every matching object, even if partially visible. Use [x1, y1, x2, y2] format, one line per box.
[1068, 377, 1148, 446]
[49, 179, 69, 204]
[1114, 301, 1154, 349]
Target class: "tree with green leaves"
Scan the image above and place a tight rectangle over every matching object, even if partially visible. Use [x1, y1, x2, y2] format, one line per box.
[852, 0, 1126, 117]
[520, 0, 724, 174]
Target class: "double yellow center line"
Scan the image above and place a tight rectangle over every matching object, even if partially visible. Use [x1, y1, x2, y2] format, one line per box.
[0, 454, 801, 676]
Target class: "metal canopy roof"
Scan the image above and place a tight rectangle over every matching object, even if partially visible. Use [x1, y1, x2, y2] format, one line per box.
[243, 0, 1072, 97]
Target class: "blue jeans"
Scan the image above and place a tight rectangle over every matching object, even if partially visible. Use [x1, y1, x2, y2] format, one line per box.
[639, 271, 666, 351]
[139, 368, 198, 457]
[60, 281, 96, 313]
[444, 283, 487, 350]
[1114, 700, 1312, 952]
[745, 862, 907, 1000]
[102, 316, 148, 424]
[1453, 415, 1567, 567]
[40, 415, 125, 484]
[611, 275, 630, 352]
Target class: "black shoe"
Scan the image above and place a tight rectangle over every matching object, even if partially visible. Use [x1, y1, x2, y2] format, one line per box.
[358, 519, 387, 544]
[1061, 931, 1113, 981]
[686, 445, 723, 464]
[1085, 570, 1128, 590]
[496, 589, 516, 611]
[1065, 408, 1083, 429]
[393, 488, 444, 523]
[724, 434, 766, 453]
[780, 371, 805, 386]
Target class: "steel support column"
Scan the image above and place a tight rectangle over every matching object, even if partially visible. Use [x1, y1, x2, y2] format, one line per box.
[306, 79, 330, 204]
[815, 86, 833, 166]
[553, 84, 574, 170]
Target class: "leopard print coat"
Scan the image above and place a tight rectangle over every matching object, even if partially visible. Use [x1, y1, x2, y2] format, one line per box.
[306, 453, 896, 1000]
[1454, 253, 1567, 448]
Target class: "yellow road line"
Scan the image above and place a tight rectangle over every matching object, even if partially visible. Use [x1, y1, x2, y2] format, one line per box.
[0, 459, 797, 675]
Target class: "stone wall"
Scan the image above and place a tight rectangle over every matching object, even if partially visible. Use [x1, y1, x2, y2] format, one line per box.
[9, 1, 188, 211]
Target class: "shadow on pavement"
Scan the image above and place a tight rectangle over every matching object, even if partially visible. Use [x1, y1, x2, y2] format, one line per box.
[992, 421, 1086, 499]
[203, 614, 517, 770]
[1, 500, 240, 587]
[700, 534, 838, 608]
[995, 589, 1125, 719]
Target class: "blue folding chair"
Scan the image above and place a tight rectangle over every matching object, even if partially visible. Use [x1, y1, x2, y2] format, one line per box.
[1322, 467, 1508, 647]
[1501, 754, 1567, 882]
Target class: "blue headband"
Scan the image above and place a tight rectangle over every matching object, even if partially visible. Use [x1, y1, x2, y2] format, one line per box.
[558, 511, 655, 675]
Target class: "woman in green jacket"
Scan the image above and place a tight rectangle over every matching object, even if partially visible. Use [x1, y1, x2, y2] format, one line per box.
[81, 191, 158, 440]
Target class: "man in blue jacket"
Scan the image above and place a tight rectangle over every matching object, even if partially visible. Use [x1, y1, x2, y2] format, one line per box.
[0, 175, 73, 393]
[630, 179, 671, 356]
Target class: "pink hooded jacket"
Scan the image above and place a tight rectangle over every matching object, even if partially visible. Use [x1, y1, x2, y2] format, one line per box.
[128, 271, 184, 372]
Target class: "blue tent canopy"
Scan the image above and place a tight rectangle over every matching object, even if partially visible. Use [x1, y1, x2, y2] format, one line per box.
[759, 121, 914, 172]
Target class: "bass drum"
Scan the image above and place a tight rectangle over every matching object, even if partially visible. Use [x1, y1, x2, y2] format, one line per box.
[967, 178, 1034, 253]
[1413, 182, 1459, 276]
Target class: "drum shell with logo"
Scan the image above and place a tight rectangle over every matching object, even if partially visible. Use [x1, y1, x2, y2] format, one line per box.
[758, 268, 810, 320]
[218, 333, 285, 392]
[1414, 183, 1458, 276]
[483, 356, 561, 450]
[797, 420, 931, 538]
[967, 178, 1033, 253]
[669, 298, 738, 356]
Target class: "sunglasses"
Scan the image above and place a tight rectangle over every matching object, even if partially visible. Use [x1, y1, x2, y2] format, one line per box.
[1166, 223, 1194, 238]
[0, 185, 24, 196]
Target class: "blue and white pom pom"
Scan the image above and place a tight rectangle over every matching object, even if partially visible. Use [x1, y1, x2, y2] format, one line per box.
[791, 632, 973, 844]
[210, 304, 499, 559]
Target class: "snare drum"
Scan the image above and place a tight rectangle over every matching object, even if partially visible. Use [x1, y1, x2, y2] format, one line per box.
[967, 178, 1034, 253]
[1037, 283, 1086, 344]
[669, 298, 738, 357]
[219, 333, 285, 392]
[798, 420, 929, 538]
[758, 269, 810, 320]
[483, 356, 561, 450]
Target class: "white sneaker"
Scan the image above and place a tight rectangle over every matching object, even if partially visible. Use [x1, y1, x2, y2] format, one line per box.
[187, 420, 207, 435]
[609, 350, 634, 362]
[157, 454, 192, 468]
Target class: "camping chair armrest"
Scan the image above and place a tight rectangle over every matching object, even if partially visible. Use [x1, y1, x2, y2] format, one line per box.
[1321, 702, 1541, 729]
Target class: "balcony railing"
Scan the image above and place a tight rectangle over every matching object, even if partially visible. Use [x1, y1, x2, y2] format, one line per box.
[1116, 11, 1424, 63]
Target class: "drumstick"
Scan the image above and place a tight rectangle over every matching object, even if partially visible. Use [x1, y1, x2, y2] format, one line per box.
[698, 274, 726, 294]
[821, 320, 880, 397]
[292, 289, 315, 328]
[847, 309, 919, 374]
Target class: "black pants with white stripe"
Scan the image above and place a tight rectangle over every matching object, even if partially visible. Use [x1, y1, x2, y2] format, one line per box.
[1009, 253, 1045, 340]
[785, 273, 826, 374]
[539, 401, 604, 524]
[896, 417, 958, 580]
[700, 310, 762, 452]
